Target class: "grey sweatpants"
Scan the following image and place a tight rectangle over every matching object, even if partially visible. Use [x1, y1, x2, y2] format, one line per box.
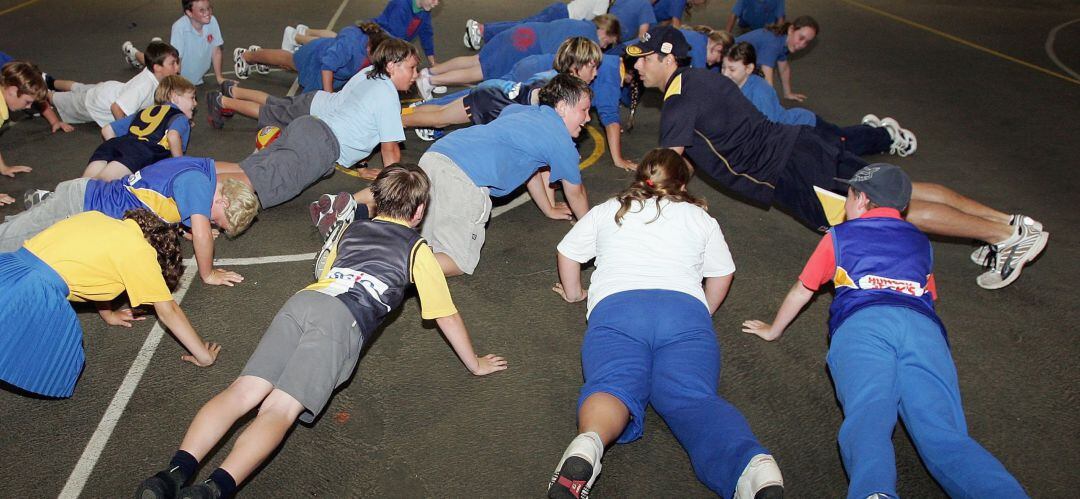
[0, 178, 89, 251]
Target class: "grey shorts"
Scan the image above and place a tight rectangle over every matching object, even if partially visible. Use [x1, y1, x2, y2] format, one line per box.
[258, 92, 317, 129]
[50, 83, 93, 124]
[417, 152, 491, 275]
[241, 291, 363, 424]
[0, 177, 89, 252]
[239, 115, 341, 209]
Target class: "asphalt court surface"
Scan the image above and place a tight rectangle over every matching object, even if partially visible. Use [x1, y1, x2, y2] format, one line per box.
[0, 0, 1078, 497]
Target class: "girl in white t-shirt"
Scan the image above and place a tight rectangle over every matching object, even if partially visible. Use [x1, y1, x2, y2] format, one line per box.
[547, 148, 783, 499]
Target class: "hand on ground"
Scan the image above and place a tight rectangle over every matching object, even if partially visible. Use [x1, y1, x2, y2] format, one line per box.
[783, 92, 807, 102]
[52, 121, 75, 133]
[546, 202, 573, 220]
[472, 354, 508, 375]
[101, 308, 146, 327]
[552, 282, 587, 303]
[203, 268, 244, 286]
[741, 319, 781, 341]
[182, 341, 221, 367]
[0, 164, 32, 177]
[0, 193, 13, 205]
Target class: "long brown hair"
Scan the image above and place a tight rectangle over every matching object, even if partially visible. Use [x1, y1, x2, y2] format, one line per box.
[124, 209, 184, 290]
[765, 15, 819, 37]
[615, 148, 706, 226]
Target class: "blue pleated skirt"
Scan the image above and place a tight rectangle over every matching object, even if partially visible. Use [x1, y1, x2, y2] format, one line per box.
[0, 248, 84, 398]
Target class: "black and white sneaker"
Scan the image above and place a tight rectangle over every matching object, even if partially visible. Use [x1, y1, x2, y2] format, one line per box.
[976, 221, 1049, 289]
[23, 189, 51, 210]
[232, 48, 250, 79]
[970, 214, 1043, 265]
[548, 432, 603, 499]
[134, 467, 186, 499]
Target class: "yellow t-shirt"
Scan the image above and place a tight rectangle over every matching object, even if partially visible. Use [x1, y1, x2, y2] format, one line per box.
[0, 97, 9, 127]
[307, 216, 457, 319]
[23, 211, 175, 306]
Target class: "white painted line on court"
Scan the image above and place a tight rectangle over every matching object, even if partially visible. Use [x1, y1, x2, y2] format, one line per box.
[59, 267, 198, 499]
[1045, 18, 1080, 81]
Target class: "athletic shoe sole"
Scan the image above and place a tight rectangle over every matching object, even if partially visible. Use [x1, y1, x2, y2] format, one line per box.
[977, 230, 1049, 289]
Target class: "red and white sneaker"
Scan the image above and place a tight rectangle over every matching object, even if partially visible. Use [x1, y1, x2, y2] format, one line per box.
[548, 432, 603, 499]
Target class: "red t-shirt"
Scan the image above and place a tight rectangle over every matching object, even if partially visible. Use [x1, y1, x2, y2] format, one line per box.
[797, 207, 938, 299]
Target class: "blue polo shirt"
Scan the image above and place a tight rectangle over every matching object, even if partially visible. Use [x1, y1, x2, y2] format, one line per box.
[652, 0, 689, 23]
[500, 53, 623, 127]
[736, 28, 788, 68]
[372, 0, 435, 57]
[83, 156, 215, 226]
[732, 0, 785, 30]
[318, 72, 405, 167]
[170, 15, 223, 85]
[680, 28, 708, 69]
[295, 25, 370, 93]
[740, 74, 814, 126]
[609, 0, 656, 43]
[430, 104, 581, 197]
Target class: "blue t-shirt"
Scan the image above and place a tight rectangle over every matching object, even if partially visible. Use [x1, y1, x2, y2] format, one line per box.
[680, 28, 708, 69]
[372, 0, 435, 56]
[430, 104, 581, 197]
[609, 0, 657, 43]
[170, 15, 224, 85]
[736, 28, 788, 68]
[295, 25, 370, 93]
[319, 72, 406, 167]
[0, 51, 12, 66]
[740, 74, 814, 125]
[501, 54, 623, 127]
[732, 0, 785, 30]
[83, 156, 215, 226]
[109, 103, 192, 151]
[652, 0, 689, 23]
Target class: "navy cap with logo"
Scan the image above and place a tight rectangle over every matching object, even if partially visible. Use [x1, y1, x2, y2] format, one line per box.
[625, 25, 690, 59]
[837, 163, 912, 210]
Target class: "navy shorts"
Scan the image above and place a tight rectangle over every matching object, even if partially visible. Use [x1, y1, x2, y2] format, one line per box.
[461, 84, 535, 125]
[88, 136, 170, 174]
[773, 128, 867, 231]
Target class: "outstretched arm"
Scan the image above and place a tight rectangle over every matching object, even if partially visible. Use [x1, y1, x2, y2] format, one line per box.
[526, 171, 571, 220]
[742, 280, 815, 341]
[42, 106, 74, 133]
[704, 274, 734, 315]
[777, 60, 805, 101]
[434, 313, 508, 375]
[153, 299, 221, 366]
[605, 123, 636, 171]
[190, 214, 243, 286]
[552, 252, 586, 303]
[561, 180, 589, 220]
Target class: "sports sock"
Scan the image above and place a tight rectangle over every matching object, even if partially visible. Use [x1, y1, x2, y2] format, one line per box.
[170, 449, 199, 482]
[208, 468, 237, 498]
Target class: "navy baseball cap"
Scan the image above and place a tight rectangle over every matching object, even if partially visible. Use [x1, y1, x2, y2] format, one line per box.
[625, 26, 690, 59]
[837, 163, 912, 210]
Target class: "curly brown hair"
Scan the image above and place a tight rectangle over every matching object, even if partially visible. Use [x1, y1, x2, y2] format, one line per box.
[124, 209, 185, 290]
[614, 148, 707, 226]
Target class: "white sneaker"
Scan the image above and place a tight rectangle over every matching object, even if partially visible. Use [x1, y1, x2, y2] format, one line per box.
[976, 223, 1049, 289]
[894, 127, 917, 157]
[734, 454, 784, 499]
[861, 113, 882, 127]
[295, 24, 309, 36]
[281, 26, 300, 52]
[971, 215, 1044, 265]
[416, 74, 435, 100]
[122, 41, 143, 69]
[415, 128, 436, 141]
[466, 19, 483, 50]
[249, 45, 271, 74]
[548, 432, 604, 499]
[880, 117, 903, 155]
[232, 47, 250, 79]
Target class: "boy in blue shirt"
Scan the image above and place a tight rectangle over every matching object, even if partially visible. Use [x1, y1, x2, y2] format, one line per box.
[83, 75, 197, 180]
[726, 0, 784, 34]
[373, 0, 439, 66]
[743, 163, 1028, 499]
[0, 156, 258, 286]
[123, 0, 226, 86]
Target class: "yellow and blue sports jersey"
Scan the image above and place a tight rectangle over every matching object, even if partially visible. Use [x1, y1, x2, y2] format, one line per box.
[82, 156, 215, 226]
[108, 103, 191, 152]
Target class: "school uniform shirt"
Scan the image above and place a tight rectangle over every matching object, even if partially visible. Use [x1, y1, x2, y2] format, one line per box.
[651, 0, 689, 23]
[609, 0, 657, 43]
[0, 51, 11, 65]
[108, 103, 192, 151]
[295, 25, 371, 93]
[23, 211, 174, 305]
[170, 14, 224, 84]
[85, 69, 161, 126]
[558, 197, 735, 317]
[429, 104, 581, 197]
[740, 74, 815, 126]
[373, 0, 435, 57]
[735, 28, 788, 69]
[732, 0, 785, 30]
[0, 93, 8, 128]
[317, 71, 405, 168]
[479, 19, 598, 79]
[680, 28, 709, 69]
[501, 53, 622, 127]
[659, 67, 798, 205]
[83, 156, 215, 227]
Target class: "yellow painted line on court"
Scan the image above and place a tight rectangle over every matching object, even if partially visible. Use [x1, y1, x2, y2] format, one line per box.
[837, 0, 1080, 86]
[0, 0, 41, 16]
[335, 124, 607, 178]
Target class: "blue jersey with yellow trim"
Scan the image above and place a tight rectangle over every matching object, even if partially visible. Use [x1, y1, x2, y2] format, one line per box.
[127, 104, 185, 150]
[83, 156, 216, 226]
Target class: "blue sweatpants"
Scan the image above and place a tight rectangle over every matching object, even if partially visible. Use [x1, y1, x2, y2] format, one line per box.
[482, 3, 569, 42]
[827, 306, 1028, 499]
[580, 290, 768, 498]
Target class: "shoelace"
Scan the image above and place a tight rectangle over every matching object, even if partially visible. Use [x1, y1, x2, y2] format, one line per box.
[981, 245, 999, 270]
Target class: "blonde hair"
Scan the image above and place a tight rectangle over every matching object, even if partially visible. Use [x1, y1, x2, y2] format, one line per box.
[615, 148, 706, 226]
[692, 25, 734, 54]
[372, 163, 430, 220]
[221, 178, 260, 237]
[553, 37, 603, 74]
[592, 14, 621, 43]
[154, 75, 196, 105]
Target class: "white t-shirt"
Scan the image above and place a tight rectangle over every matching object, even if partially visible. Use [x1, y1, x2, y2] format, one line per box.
[568, 0, 611, 20]
[557, 197, 736, 317]
[85, 69, 160, 126]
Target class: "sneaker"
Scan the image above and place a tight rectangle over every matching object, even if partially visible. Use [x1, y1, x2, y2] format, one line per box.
[232, 47, 250, 79]
[466, 19, 483, 49]
[295, 24, 309, 37]
[281, 26, 300, 52]
[177, 480, 221, 499]
[415, 127, 436, 141]
[880, 117, 903, 155]
[970, 215, 1044, 265]
[976, 223, 1049, 289]
[548, 432, 603, 499]
[122, 41, 143, 70]
[134, 468, 186, 499]
[314, 217, 347, 280]
[249, 45, 271, 74]
[894, 127, 917, 157]
[23, 189, 51, 210]
[312, 192, 357, 240]
[861, 113, 882, 127]
[734, 454, 784, 499]
[219, 79, 238, 98]
[415, 74, 435, 101]
[205, 91, 225, 129]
